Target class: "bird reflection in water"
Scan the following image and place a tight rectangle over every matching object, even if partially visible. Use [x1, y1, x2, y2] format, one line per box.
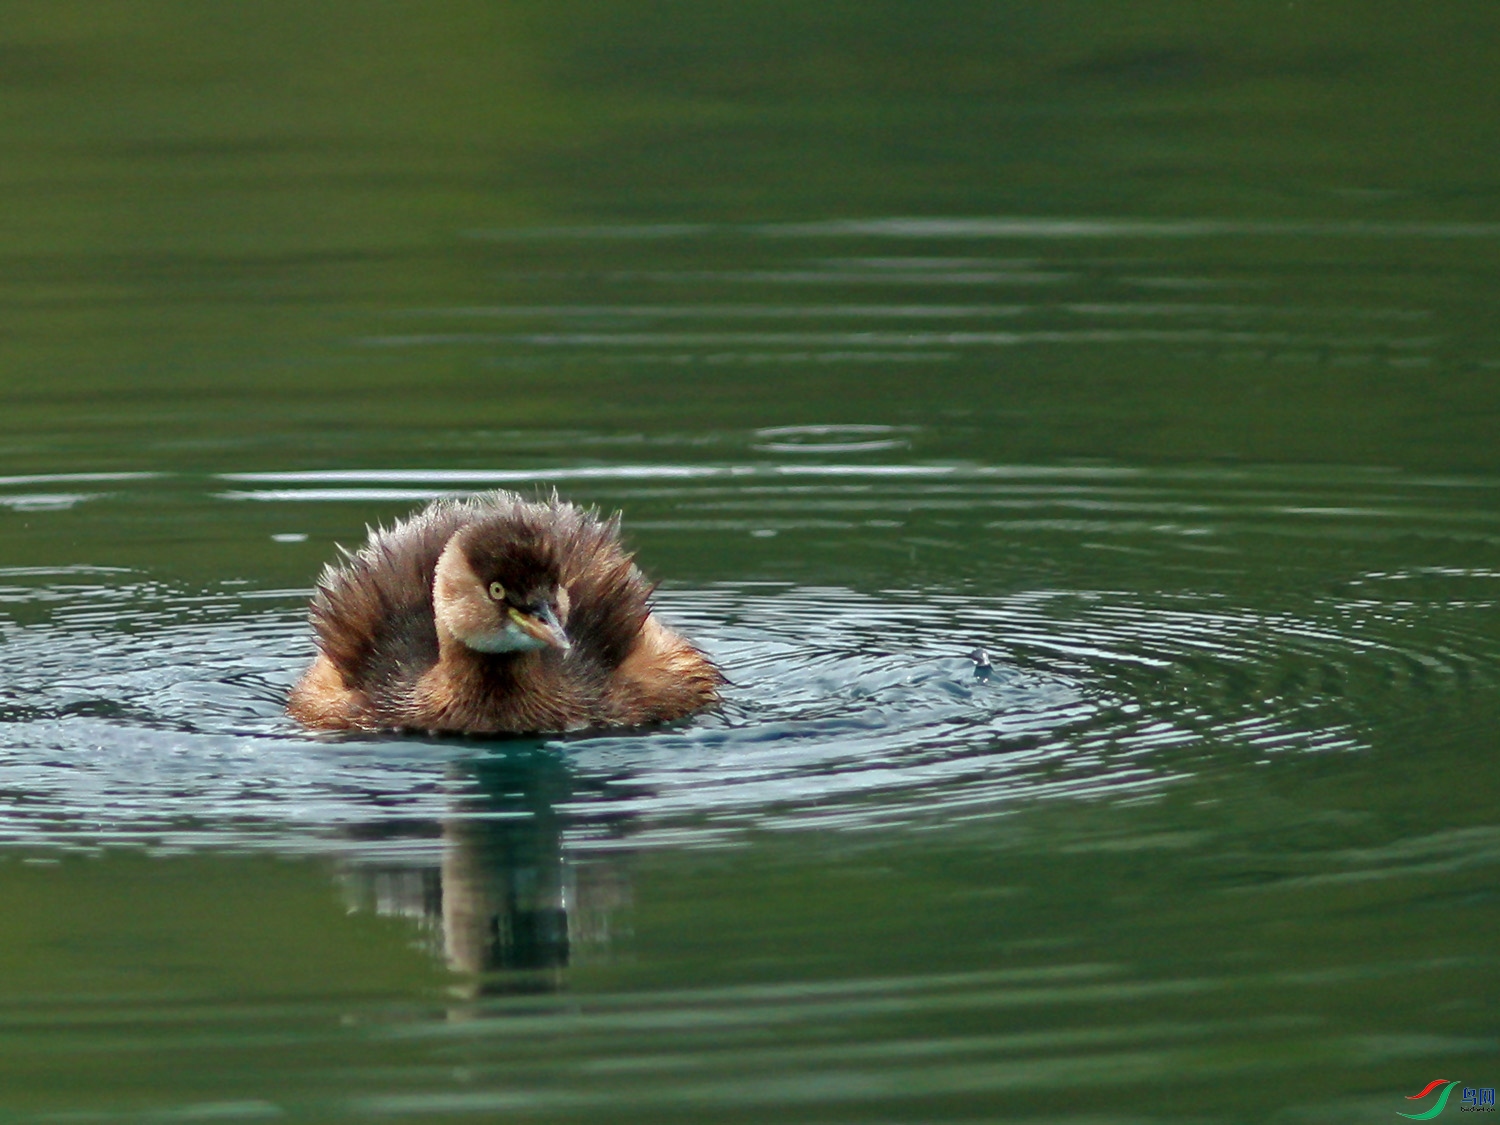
[340, 748, 631, 993]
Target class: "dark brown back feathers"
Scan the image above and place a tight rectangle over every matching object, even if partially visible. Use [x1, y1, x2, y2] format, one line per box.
[308, 492, 652, 700]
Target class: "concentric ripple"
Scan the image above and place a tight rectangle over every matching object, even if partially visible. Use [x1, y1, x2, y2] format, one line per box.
[1, 459, 1495, 858]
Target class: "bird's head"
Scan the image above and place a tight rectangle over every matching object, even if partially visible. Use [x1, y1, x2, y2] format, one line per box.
[433, 520, 572, 655]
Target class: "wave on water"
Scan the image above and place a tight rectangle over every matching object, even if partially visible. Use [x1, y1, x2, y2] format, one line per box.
[1, 518, 1492, 858]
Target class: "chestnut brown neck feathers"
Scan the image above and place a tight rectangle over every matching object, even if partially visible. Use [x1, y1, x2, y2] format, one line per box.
[287, 492, 722, 735]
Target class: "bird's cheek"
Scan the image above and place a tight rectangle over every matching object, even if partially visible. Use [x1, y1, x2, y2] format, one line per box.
[435, 584, 498, 646]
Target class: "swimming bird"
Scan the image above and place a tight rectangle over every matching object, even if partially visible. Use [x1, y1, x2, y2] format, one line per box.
[287, 491, 723, 734]
[966, 647, 993, 682]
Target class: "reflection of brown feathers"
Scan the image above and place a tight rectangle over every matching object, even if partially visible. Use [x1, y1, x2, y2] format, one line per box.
[288, 492, 722, 734]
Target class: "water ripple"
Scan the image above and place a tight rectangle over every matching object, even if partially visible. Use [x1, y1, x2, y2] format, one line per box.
[0, 517, 1491, 857]
[1, 461, 1495, 857]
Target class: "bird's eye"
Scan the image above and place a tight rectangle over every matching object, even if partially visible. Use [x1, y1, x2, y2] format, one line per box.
[488, 581, 506, 601]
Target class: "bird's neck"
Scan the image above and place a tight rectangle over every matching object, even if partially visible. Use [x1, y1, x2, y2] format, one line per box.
[418, 625, 560, 731]
[435, 618, 536, 679]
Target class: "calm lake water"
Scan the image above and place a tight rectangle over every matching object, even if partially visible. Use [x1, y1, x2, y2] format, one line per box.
[2, 5, 1498, 1122]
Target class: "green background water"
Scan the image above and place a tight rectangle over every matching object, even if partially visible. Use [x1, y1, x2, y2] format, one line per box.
[1, 4, 1497, 1121]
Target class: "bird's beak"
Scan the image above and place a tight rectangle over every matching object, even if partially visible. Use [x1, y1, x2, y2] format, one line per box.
[510, 604, 571, 652]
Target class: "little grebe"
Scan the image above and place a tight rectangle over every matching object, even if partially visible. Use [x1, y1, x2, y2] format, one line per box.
[287, 491, 723, 734]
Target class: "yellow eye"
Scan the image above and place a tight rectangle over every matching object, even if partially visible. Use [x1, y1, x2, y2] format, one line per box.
[488, 581, 506, 601]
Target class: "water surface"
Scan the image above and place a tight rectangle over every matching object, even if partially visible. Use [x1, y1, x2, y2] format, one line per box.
[2, 5, 1499, 1122]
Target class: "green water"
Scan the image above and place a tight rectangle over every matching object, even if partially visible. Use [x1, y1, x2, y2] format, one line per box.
[1, 4, 1498, 1122]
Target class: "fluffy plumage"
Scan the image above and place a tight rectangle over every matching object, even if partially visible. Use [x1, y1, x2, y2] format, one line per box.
[287, 491, 723, 734]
